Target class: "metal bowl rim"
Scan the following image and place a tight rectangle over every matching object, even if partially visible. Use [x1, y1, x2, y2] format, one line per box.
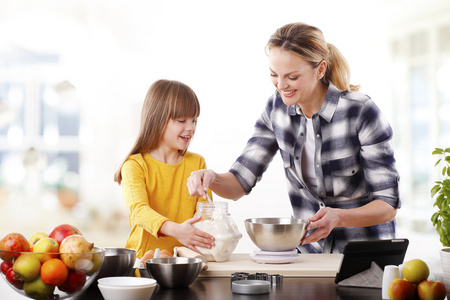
[146, 257, 203, 265]
[245, 217, 309, 225]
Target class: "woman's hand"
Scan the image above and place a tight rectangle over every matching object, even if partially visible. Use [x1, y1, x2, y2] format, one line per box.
[160, 215, 215, 254]
[301, 207, 341, 245]
[300, 200, 397, 245]
[186, 169, 216, 198]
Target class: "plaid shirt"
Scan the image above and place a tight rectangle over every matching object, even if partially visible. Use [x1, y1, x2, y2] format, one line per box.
[230, 83, 400, 253]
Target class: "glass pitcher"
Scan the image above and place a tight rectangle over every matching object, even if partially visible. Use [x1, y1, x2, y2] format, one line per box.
[193, 201, 242, 262]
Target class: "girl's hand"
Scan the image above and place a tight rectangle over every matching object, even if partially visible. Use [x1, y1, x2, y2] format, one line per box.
[301, 207, 341, 245]
[187, 169, 216, 198]
[163, 215, 215, 254]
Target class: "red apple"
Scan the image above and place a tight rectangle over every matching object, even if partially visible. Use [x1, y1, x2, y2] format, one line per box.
[0, 233, 30, 262]
[57, 269, 86, 293]
[48, 224, 82, 245]
[1, 261, 13, 275]
[6, 267, 24, 290]
[388, 279, 416, 300]
[417, 280, 446, 300]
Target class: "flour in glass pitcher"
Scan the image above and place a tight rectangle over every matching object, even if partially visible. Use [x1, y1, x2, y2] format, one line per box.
[194, 201, 242, 262]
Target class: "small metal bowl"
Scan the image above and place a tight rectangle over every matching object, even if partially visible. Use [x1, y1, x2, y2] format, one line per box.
[245, 217, 309, 251]
[97, 247, 136, 278]
[145, 257, 203, 288]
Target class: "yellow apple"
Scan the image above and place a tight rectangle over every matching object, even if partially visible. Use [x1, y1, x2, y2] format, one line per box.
[403, 259, 430, 284]
[28, 232, 48, 250]
[33, 237, 59, 263]
[12, 253, 41, 281]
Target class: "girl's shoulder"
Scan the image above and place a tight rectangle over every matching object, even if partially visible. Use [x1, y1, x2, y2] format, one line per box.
[123, 153, 147, 169]
[184, 151, 205, 162]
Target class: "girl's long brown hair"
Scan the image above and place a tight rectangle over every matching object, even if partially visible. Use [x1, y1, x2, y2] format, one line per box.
[266, 22, 359, 92]
[114, 79, 200, 184]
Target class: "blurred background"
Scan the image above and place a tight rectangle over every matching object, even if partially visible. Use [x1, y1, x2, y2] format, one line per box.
[0, 0, 449, 261]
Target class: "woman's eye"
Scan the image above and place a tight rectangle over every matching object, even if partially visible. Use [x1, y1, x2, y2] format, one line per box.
[270, 73, 277, 77]
[178, 119, 186, 123]
[289, 76, 299, 80]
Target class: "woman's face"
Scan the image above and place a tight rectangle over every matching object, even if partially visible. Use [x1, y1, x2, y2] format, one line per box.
[160, 117, 197, 152]
[269, 47, 324, 107]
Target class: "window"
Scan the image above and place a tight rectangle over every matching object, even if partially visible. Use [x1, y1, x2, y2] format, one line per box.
[0, 48, 80, 208]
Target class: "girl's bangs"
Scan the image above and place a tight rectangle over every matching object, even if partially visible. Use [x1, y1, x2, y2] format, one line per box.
[171, 93, 200, 119]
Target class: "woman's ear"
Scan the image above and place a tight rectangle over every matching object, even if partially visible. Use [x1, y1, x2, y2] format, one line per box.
[317, 60, 327, 80]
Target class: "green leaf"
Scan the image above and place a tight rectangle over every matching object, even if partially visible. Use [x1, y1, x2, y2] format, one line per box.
[433, 148, 444, 155]
[435, 158, 442, 166]
[436, 194, 445, 208]
[432, 212, 440, 225]
[443, 167, 447, 176]
[431, 184, 441, 197]
[445, 147, 450, 153]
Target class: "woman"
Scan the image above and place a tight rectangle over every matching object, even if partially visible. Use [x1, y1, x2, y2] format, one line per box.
[187, 22, 400, 253]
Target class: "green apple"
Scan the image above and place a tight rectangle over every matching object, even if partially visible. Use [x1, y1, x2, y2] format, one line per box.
[13, 253, 41, 281]
[23, 276, 55, 299]
[28, 232, 48, 250]
[86, 251, 102, 275]
[33, 237, 59, 263]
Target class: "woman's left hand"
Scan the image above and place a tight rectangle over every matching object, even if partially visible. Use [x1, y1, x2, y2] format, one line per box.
[301, 207, 341, 245]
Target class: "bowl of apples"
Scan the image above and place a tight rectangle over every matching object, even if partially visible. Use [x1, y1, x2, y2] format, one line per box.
[0, 224, 105, 300]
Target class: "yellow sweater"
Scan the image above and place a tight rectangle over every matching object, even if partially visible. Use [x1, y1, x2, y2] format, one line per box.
[121, 152, 208, 259]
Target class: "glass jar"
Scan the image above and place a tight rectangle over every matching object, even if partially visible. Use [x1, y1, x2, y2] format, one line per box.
[193, 201, 242, 262]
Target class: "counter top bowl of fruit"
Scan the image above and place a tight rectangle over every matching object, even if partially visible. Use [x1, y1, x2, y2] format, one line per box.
[0, 227, 105, 300]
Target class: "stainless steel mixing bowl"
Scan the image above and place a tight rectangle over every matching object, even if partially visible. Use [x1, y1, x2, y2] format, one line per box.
[145, 257, 203, 288]
[245, 217, 309, 251]
[97, 247, 136, 278]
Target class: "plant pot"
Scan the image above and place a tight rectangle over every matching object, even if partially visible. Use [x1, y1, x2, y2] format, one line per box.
[440, 248, 450, 299]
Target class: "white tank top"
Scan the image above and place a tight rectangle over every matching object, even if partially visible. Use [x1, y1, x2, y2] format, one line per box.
[301, 116, 318, 196]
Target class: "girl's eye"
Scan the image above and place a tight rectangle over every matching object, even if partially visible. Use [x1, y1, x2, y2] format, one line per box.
[177, 119, 186, 123]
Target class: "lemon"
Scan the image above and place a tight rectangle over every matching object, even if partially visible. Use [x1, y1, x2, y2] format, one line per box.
[402, 259, 429, 283]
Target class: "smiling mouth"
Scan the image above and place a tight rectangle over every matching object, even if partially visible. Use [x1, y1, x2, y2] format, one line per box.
[282, 90, 296, 97]
[180, 135, 191, 142]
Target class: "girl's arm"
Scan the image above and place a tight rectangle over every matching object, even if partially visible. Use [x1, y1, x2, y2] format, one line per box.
[159, 215, 215, 254]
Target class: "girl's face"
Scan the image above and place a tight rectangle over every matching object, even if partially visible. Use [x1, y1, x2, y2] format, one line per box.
[269, 47, 324, 107]
[160, 117, 197, 152]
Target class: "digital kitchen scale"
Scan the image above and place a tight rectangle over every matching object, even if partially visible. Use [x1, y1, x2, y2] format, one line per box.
[249, 248, 299, 264]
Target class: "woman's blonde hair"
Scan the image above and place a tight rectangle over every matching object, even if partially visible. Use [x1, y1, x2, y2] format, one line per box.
[266, 22, 359, 92]
[114, 79, 200, 184]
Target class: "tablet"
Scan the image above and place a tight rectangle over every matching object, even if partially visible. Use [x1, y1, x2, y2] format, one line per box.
[334, 238, 409, 284]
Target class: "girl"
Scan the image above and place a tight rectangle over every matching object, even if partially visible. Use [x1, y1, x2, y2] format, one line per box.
[114, 79, 214, 258]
